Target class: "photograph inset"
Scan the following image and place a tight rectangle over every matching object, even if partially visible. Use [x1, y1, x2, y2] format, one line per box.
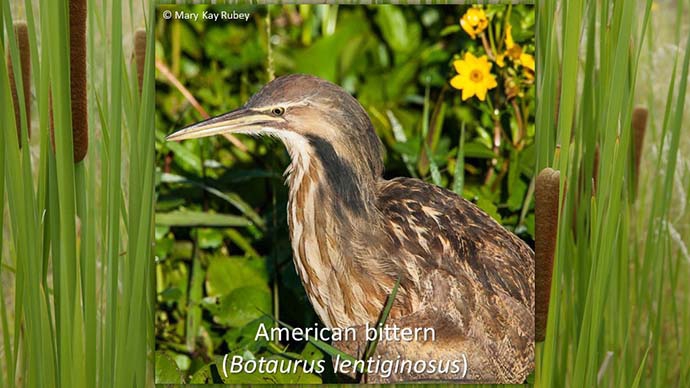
[154, 4, 535, 384]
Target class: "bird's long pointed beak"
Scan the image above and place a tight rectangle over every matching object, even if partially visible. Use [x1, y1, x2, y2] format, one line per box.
[166, 107, 278, 141]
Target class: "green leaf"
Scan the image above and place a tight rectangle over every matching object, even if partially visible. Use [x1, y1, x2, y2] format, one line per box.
[161, 172, 266, 229]
[475, 197, 502, 224]
[300, 342, 325, 362]
[225, 229, 261, 258]
[205, 256, 268, 296]
[155, 351, 184, 384]
[630, 347, 650, 388]
[197, 227, 224, 249]
[155, 235, 174, 260]
[363, 275, 401, 362]
[202, 286, 271, 327]
[224, 315, 273, 353]
[390, 141, 421, 162]
[453, 123, 466, 195]
[375, 6, 420, 58]
[164, 136, 203, 174]
[506, 178, 528, 211]
[155, 211, 251, 227]
[440, 24, 461, 36]
[293, 10, 364, 81]
[385, 59, 419, 101]
[464, 142, 497, 159]
[523, 213, 535, 238]
[189, 363, 215, 383]
[159, 287, 183, 302]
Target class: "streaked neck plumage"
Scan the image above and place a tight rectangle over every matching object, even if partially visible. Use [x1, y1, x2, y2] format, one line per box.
[276, 131, 390, 328]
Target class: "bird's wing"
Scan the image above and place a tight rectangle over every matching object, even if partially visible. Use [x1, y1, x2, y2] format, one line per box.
[375, 177, 534, 312]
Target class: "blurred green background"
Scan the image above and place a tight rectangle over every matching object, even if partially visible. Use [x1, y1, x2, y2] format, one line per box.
[153, 4, 534, 383]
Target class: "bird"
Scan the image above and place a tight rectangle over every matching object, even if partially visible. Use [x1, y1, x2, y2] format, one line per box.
[167, 74, 534, 383]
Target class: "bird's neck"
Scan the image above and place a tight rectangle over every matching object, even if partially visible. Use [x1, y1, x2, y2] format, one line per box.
[280, 134, 389, 328]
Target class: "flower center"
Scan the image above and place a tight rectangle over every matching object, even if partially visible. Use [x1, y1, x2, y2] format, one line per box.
[470, 69, 484, 83]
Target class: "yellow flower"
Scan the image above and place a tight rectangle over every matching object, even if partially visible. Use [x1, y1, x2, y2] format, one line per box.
[500, 23, 535, 74]
[520, 52, 535, 72]
[496, 53, 506, 68]
[504, 24, 522, 60]
[505, 24, 516, 49]
[460, 7, 488, 39]
[450, 52, 498, 101]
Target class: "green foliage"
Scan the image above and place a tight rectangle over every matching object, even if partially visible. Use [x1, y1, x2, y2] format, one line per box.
[154, 4, 535, 383]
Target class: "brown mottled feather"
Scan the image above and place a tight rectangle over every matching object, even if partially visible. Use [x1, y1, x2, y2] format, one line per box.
[377, 177, 534, 310]
[349, 177, 536, 383]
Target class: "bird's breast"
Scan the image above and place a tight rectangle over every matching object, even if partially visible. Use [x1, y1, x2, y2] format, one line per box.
[285, 161, 391, 328]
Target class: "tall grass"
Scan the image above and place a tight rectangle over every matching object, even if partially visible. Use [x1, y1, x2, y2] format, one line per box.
[536, 1, 690, 386]
[1, 0, 154, 387]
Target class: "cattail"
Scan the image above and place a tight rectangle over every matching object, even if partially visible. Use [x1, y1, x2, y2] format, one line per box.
[133, 28, 147, 93]
[7, 21, 31, 146]
[70, 0, 88, 162]
[631, 106, 648, 197]
[535, 167, 560, 342]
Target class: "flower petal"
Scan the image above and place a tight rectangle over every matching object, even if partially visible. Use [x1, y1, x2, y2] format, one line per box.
[460, 19, 476, 39]
[496, 54, 506, 67]
[464, 52, 478, 63]
[461, 86, 474, 101]
[475, 86, 487, 101]
[520, 53, 535, 71]
[505, 24, 515, 49]
[453, 59, 466, 74]
[487, 74, 498, 89]
[450, 75, 465, 90]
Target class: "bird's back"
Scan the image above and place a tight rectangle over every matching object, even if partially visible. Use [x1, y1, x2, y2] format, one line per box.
[375, 177, 534, 327]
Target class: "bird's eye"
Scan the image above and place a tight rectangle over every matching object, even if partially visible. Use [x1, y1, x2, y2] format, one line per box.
[272, 107, 285, 116]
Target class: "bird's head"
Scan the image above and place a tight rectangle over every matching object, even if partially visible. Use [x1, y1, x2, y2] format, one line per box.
[167, 74, 383, 181]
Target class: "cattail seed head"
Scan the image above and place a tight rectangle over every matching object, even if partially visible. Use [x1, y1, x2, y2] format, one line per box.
[631, 106, 648, 197]
[535, 167, 560, 342]
[70, 0, 88, 162]
[134, 28, 147, 93]
[7, 21, 31, 146]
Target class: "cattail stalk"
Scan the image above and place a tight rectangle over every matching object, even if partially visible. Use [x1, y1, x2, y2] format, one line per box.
[631, 106, 648, 197]
[535, 167, 560, 342]
[133, 28, 147, 93]
[7, 21, 31, 146]
[70, 0, 88, 162]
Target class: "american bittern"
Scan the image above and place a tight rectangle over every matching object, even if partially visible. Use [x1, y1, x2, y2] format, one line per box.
[167, 74, 534, 383]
